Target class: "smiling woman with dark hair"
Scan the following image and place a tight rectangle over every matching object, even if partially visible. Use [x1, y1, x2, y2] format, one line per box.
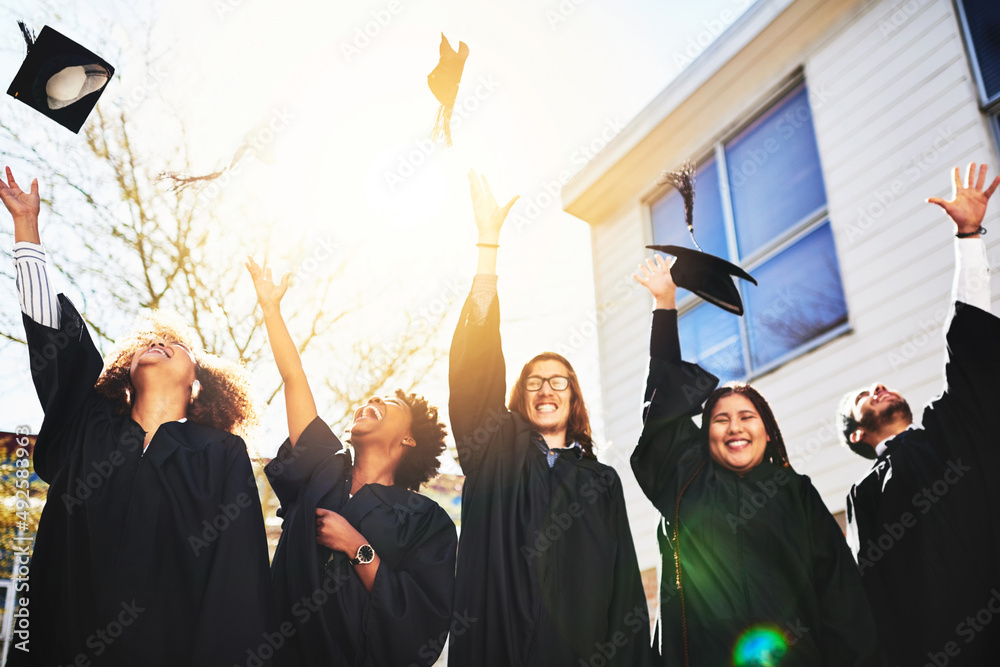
[632, 254, 882, 667]
[447, 170, 652, 667]
[246, 257, 456, 667]
[2, 168, 273, 667]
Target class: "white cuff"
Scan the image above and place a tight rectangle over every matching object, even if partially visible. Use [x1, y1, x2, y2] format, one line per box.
[952, 237, 991, 312]
[13, 241, 61, 328]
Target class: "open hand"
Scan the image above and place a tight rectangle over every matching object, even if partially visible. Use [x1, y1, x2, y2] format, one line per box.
[634, 254, 677, 310]
[245, 256, 290, 316]
[468, 169, 518, 244]
[927, 163, 1000, 235]
[0, 167, 41, 243]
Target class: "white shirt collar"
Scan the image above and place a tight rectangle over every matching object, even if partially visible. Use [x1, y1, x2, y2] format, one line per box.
[874, 439, 890, 457]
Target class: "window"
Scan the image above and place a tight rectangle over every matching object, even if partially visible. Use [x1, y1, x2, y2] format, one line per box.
[955, 0, 1000, 141]
[650, 82, 849, 383]
[955, 0, 1000, 110]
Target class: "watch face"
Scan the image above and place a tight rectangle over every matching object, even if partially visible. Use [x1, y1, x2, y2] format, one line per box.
[358, 544, 375, 564]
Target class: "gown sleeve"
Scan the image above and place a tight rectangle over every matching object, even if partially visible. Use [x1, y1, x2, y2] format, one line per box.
[362, 504, 458, 666]
[265, 416, 345, 508]
[191, 438, 276, 667]
[23, 294, 105, 482]
[605, 470, 655, 667]
[448, 286, 508, 476]
[937, 302, 1000, 431]
[806, 481, 884, 666]
[631, 310, 718, 511]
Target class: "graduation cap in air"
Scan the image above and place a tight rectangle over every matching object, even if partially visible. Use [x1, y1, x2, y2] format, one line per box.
[427, 33, 469, 146]
[7, 22, 114, 134]
[647, 162, 757, 316]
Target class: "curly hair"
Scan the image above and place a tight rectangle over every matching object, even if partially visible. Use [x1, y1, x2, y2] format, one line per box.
[393, 389, 448, 491]
[94, 311, 258, 437]
[507, 352, 596, 458]
[701, 383, 792, 469]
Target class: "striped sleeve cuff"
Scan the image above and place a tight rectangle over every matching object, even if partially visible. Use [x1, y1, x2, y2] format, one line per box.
[13, 241, 61, 328]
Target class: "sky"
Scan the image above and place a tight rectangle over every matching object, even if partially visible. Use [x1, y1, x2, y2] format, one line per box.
[0, 0, 759, 459]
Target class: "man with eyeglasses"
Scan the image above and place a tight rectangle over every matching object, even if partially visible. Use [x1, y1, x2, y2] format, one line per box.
[447, 170, 652, 667]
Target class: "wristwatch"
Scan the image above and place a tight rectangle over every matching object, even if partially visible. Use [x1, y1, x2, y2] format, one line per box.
[350, 544, 375, 565]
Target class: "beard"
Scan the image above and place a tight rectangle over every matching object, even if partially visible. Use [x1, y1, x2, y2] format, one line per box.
[859, 397, 913, 434]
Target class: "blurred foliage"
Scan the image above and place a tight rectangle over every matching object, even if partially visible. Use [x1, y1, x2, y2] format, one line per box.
[0, 433, 46, 576]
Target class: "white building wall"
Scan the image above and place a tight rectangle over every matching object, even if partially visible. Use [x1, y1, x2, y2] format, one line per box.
[590, 0, 1000, 571]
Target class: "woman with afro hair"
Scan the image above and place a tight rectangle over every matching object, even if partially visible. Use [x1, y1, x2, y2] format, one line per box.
[247, 257, 457, 667]
[2, 168, 274, 667]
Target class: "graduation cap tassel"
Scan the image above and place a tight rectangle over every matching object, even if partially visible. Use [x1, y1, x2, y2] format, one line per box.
[431, 104, 452, 146]
[17, 21, 36, 52]
[647, 158, 757, 315]
[661, 161, 702, 251]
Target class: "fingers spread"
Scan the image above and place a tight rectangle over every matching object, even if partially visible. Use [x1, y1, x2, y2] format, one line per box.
[481, 175, 494, 202]
[467, 170, 482, 200]
[500, 195, 519, 216]
[986, 176, 1000, 200]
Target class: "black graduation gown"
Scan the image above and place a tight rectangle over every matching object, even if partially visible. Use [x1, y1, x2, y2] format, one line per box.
[9, 296, 274, 667]
[264, 417, 457, 667]
[633, 310, 882, 667]
[845, 302, 1000, 666]
[448, 291, 654, 667]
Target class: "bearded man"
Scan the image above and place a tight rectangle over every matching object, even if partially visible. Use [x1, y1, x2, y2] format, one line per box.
[839, 163, 1000, 666]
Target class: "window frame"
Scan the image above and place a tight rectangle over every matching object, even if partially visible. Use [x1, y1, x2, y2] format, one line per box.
[645, 75, 851, 382]
[953, 0, 1000, 114]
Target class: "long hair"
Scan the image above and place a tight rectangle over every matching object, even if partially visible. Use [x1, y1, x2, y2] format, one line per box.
[94, 311, 258, 437]
[393, 389, 448, 491]
[700, 383, 791, 469]
[508, 352, 595, 457]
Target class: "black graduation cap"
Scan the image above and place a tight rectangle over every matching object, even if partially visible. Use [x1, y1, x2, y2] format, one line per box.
[647, 162, 757, 316]
[7, 22, 114, 134]
[427, 33, 469, 146]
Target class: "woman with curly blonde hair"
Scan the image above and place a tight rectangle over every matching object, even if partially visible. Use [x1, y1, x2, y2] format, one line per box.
[3, 168, 274, 667]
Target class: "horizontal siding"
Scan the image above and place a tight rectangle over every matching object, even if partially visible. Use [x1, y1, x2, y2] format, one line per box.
[589, 0, 1000, 570]
[591, 201, 665, 568]
[765, 0, 998, 510]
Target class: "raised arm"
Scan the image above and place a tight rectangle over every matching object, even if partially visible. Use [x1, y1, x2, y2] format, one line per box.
[926, 162, 999, 240]
[3, 168, 102, 480]
[1, 166, 40, 244]
[3, 167, 60, 328]
[631, 255, 717, 511]
[928, 162, 998, 313]
[246, 257, 317, 445]
[448, 171, 518, 472]
[469, 169, 518, 275]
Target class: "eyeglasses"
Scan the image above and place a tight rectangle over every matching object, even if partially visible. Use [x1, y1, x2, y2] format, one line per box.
[524, 375, 569, 391]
